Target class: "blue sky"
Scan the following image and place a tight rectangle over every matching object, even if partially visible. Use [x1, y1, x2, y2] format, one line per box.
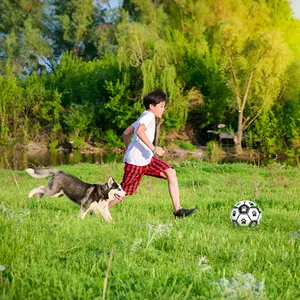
[290, 0, 300, 19]
[109, 0, 121, 8]
[109, 0, 300, 19]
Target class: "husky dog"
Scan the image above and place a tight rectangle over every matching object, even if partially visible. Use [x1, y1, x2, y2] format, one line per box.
[26, 168, 126, 222]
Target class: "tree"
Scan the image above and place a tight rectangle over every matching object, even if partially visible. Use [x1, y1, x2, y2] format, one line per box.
[0, 62, 20, 141]
[116, 1, 191, 139]
[218, 20, 291, 153]
[0, 0, 53, 72]
[54, 0, 94, 56]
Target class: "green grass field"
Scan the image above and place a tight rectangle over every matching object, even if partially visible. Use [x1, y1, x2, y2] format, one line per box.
[1, 161, 300, 299]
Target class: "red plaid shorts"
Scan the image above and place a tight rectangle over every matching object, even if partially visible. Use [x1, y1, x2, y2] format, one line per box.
[121, 156, 173, 195]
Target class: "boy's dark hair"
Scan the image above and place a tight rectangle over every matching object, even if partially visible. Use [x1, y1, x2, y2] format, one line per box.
[143, 89, 167, 109]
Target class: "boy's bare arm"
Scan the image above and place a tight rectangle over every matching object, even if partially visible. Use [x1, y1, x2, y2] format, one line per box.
[123, 125, 134, 149]
[136, 124, 164, 156]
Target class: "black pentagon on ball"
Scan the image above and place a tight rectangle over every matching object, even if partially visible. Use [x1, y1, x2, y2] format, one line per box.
[239, 204, 249, 214]
[251, 211, 257, 217]
[232, 220, 239, 227]
[250, 220, 258, 227]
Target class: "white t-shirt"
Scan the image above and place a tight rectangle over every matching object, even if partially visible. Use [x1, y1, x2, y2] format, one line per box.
[124, 110, 155, 166]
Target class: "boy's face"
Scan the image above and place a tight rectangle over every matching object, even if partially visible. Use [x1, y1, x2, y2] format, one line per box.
[149, 101, 166, 118]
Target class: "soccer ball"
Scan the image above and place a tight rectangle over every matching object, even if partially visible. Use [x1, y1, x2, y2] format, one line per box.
[230, 200, 262, 227]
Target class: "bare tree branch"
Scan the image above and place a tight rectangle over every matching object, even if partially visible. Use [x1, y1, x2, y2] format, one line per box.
[241, 70, 254, 113]
[243, 101, 267, 130]
[229, 57, 242, 109]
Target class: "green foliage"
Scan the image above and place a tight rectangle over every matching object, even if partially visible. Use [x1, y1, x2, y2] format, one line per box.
[0, 66, 64, 143]
[252, 60, 300, 154]
[102, 79, 140, 132]
[218, 22, 291, 112]
[216, 18, 292, 152]
[40, 90, 63, 137]
[253, 110, 280, 154]
[0, 62, 21, 142]
[184, 47, 232, 130]
[57, 0, 94, 44]
[48, 140, 60, 152]
[0, 0, 299, 154]
[116, 5, 189, 131]
[0, 0, 53, 71]
[102, 128, 123, 148]
[23, 16, 53, 62]
[63, 103, 93, 140]
[142, 59, 187, 130]
[255, 98, 300, 155]
[206, 140, 224, 158]
[172, 140, 197, 151]
[18, 73, 63, 141]
[70, 136, 87, 149]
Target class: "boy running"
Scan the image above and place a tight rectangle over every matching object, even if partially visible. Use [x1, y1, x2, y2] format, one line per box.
[108, 89, 196, 218]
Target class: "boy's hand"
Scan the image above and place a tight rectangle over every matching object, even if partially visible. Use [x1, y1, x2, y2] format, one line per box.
[154, 146, 165, 157]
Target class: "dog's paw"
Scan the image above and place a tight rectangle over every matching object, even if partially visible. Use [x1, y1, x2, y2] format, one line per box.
[28, 191, 34, 198]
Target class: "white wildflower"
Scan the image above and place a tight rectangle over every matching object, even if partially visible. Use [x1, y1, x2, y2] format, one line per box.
[291, 229, 300, 240]
[146, 222, 173, 249]
[213, 271, 265, 299]
[198, 256, 212, 272]
[131, 238, 143, 252]
[232, 249, 245, 255]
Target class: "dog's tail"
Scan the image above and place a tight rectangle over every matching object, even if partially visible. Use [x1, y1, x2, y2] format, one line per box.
[26, 168, 60, 179]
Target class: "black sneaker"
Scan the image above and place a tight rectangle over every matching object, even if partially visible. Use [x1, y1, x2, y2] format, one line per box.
[173, 208, 196, 218]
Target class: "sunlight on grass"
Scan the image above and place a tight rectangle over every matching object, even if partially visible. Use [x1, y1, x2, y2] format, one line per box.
[0, 161, 300, 299]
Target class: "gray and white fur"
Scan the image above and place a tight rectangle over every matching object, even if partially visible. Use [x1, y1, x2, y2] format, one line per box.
[26, 168, 126, 222]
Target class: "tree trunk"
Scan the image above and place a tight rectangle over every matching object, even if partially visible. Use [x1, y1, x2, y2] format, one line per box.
[234, 70, 254, 155]
[234, 110, 244, 154]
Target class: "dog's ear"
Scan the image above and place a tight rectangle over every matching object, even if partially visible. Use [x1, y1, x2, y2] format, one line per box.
[108, 176, 114, 187]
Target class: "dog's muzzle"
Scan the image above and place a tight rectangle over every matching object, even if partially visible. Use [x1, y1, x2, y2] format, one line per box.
[114, 194, 124, 203]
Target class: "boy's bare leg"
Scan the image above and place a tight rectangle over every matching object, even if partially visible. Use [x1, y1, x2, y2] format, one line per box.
[108, 199, 120, 209]
[162, 168, 181, 212]
[109, 168, 181, 212]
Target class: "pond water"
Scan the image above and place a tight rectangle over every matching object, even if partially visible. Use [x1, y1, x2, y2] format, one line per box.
[0, 146, 299, 170]
[0, 146, 124, 170]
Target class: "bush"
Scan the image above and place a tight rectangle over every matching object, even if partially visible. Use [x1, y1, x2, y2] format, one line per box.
[103, 129, 123, 148]
[172, 140, 197, 151]
[206, 141, 224, 157]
